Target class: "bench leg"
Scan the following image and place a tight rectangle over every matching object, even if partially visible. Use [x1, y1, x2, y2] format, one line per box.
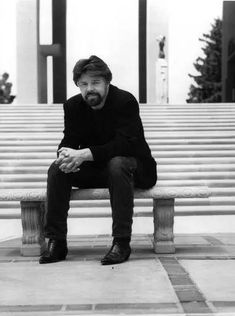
[20, 201, 46, 257]
[153, 198, 175, 253]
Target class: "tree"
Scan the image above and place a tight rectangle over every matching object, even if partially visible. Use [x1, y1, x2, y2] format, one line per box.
[187, 18, 222, 103]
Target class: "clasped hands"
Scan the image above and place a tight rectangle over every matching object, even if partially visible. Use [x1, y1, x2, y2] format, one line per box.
[55, 147, 88, 173]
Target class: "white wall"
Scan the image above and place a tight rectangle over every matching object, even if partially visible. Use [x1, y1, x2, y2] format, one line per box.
[66, 0, 139, 100]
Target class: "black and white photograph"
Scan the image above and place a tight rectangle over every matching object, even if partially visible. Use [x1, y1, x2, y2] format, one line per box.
[0, 0, 234, 315]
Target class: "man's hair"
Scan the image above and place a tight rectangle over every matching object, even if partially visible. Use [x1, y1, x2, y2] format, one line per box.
[73, 55, 112, 86]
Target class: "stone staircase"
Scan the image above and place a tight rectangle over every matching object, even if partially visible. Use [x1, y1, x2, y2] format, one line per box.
[0, 103, 235, 218]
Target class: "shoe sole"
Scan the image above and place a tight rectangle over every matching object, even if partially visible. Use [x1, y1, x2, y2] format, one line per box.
[39, 255, 67, 264]
[101, 252, 131, 265]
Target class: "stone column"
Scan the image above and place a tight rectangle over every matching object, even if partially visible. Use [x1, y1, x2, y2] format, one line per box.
[16, 0, 39, 103]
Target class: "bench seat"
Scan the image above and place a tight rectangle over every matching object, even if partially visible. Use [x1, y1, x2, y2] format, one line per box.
[0, 186, 210, 256]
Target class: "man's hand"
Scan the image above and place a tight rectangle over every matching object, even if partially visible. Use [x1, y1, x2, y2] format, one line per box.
[56, 147, 93, 173]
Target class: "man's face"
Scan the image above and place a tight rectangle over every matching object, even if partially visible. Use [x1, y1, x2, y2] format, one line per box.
[77, 72, 109, 110]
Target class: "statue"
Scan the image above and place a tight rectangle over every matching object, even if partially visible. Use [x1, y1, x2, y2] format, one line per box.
[156, 35, 166, 59]
[155, 36, 168, 104]
[0, 72, 15, 104]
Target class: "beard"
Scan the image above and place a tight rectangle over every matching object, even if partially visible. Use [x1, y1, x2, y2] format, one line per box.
[84, 92, 102, 107]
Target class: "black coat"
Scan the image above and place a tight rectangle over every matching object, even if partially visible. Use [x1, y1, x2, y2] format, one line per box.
[58, 84, 157, 189]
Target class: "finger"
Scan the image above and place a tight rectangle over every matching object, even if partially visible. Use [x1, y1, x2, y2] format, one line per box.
[72, 167, 80, 173]
[59, 162, 69, 171]
[55, 156, 64, 165]
[58, 148, 70, 158]
[65, 161, 76, 170]
[63, 164, 77, 173]
[63, 159, 80, 173]
[58, 147, 68, 152]
[63, 168, 73, 173]
[60, 156, 73, 165]
[61, 167, 72, 174]
[59, 160, 77, 173]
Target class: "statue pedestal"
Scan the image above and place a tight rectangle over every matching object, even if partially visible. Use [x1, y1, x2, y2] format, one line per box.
[156, 59, 168, 104]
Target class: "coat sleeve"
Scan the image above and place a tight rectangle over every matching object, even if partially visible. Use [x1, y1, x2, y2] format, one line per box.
[89, 98, 144, 162]
[57, 102, 82, 153]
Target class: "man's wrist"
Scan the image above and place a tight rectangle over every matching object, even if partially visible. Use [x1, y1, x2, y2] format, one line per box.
[80, 148, 93, 161]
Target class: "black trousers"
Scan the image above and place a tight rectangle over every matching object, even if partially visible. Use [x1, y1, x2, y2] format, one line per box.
[44, 156, 144, 240]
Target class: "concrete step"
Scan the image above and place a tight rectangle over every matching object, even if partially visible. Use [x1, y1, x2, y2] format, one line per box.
[174, 204, 235, 215]
[2, 127, 235, 133]
[1, 150, 235, 159]
[1, 171, 235, 182]
[210, 187, 235, 196]
[2, 126, 235, 133]
[0, 166, 48, 174]
[2, 144, 235, 152]
[1, 146, 57, 152]
[1, 156, 235, 164]
[2, 115, 234, 122]
[159, 171, 235, 180]
[0, 152, 55, 159]
[1, 102, 235, 108]
[1, 157, 235, 166]
[156, 157, 235, 164]
[0, 140, 58, 146]
[159, 164, 235, 172]
[151, 144, 235, 151]
[1, 108, 235, 114]
[148, 138, 235, 144]
[2, 115, 235, 120]
[0, 202, 235, 218]
[0, 196, 234, 212]
[1, 131, 235, 139]
[152, 150, 235, 158]
[0, 159, 53, 166]
[0, 179, 234, 189]
[1, 163, 235, 174]
[1, 138, 235, 146]
[145, 131, 235, 138]
[0, 182, 46, 189]
[0, 133, 62, 140]
[2, 124, 235, 131]
[5, 111, 234, 116]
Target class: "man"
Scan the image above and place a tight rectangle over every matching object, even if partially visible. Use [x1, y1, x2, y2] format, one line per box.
[39, 55, 157, 265]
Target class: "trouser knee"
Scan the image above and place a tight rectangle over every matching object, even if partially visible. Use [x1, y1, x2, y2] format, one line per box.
[107, 156, 137, 180]
[47, 161, 65, 183]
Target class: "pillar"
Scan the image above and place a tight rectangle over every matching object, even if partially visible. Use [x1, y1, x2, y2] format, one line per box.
[16, 0, 39, 103]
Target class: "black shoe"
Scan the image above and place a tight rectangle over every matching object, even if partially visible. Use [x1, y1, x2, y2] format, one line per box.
[101, 242, 131, 265]
[39, 239, 68, 264]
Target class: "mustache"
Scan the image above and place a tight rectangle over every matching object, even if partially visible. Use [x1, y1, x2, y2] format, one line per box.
[86, 92, 99, 97]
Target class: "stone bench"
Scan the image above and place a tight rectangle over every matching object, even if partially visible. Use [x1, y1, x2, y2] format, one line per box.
[0, 186, 210, 256]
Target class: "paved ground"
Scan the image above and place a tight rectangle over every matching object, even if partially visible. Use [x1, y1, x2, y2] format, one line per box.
[0, 233, 235, 316]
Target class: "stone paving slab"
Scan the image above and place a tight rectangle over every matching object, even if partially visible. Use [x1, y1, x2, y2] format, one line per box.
[174, 236, 210, 245]
[0, 259, 178, 306]
[180, 260, 235, 301]
[212, 233, 235, 245]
